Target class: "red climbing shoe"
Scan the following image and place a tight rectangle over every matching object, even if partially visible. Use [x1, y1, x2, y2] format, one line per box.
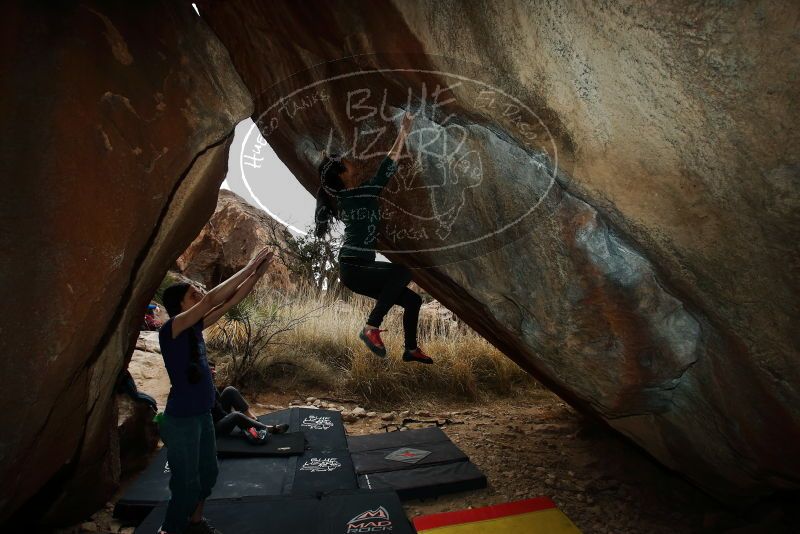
[243, 427, 269, 445]
[402, 347, 433, 364]
[359, 327, 387, 357]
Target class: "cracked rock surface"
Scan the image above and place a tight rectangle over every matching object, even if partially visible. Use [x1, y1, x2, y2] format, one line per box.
[0, 2, 251, 524]
[1, 0, 798, 526]
[198, 0, 800, 499]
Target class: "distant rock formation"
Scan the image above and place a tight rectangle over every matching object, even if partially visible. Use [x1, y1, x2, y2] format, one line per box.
[128, 332, 170, 410]
[176, 189, 298, 291]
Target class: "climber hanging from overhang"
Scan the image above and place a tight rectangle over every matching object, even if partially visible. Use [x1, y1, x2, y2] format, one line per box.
[313, 111, 433, 365]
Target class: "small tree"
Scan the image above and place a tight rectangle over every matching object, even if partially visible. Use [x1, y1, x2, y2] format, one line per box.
[261, 218, 342, 296]
[286, 230, 342, 295]
[206, 288, 322, 386]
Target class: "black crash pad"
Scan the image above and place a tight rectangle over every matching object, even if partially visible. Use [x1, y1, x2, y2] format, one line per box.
[215, 431, 305, 457]
[294, 408, 348, 452]
[115, 408, 355, 521]
[214, 406, 344, 456]
[114, 448, 171, 519]
[114, 449, 297, 521]
[290, 450, 358, 495]
[349, 428, 469, 474]
[347, 426, 450, 453]
[358, 460, 488, 500]
[215, 407, 347, 452]
[135, 489, 415, 534]
[352, 439, 468, 474]
[212, 455, 296, 498]
[348, 427, 487, 501]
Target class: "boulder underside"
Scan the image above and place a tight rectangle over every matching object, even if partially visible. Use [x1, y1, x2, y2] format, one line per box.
[198, 0, 800, 500]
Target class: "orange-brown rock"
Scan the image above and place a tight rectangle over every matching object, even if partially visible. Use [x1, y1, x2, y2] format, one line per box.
[0, 2, 251, 524]
[198, 0, 800, 500]
[176, 189, 298, 291]
[1, 0, 798, 525]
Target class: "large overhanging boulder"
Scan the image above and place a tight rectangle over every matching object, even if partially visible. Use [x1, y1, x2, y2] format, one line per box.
[198, 0, 800, 499]
[0, 2, 251, 524]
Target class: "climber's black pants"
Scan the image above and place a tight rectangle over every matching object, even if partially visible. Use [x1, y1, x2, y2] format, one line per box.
[339, 258, 422, 349]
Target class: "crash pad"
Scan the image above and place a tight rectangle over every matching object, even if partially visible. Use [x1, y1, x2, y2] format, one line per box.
[413, 496, 582, 533]
[134, 489, 415, 534]
[215, 431, 305, 457]
[349, 426, 486, 500]
[358, 460, 487, 500]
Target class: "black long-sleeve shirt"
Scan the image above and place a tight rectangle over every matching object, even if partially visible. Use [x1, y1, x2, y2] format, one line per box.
[337, 156, 399, 260]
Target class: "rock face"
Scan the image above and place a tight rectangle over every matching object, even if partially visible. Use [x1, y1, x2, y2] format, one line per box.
[176, 189, 297, 290]
[129, 332, 171, 410]
[0, 2, 251, 524]
[117, 397, 159, 480]
[198, 1, 800, 499]
[118, 332, 167, 478]
[419, 300, 460, 327]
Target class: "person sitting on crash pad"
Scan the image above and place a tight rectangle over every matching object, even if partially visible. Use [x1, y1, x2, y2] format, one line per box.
[209, 362, 288, 438]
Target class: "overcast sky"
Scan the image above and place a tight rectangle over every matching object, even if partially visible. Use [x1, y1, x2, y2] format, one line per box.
[222, 118, 317, 236]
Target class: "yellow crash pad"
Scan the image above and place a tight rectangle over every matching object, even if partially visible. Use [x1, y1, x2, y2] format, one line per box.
[413, 496, 582, 533]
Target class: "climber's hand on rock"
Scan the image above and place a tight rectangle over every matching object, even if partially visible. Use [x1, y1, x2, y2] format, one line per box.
[400, 111, 414, 132]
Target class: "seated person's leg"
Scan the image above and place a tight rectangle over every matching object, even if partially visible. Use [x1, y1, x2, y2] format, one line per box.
[219, 386, 251, 414]
[214, 411, 265, 436]
[218, 386, 288, 435]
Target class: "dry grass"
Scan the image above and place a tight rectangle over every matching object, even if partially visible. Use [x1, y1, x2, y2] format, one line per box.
[206, 284, 539, 402]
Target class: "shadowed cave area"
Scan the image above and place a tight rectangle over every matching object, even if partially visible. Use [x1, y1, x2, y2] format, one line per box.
[1, 1, 798, 532]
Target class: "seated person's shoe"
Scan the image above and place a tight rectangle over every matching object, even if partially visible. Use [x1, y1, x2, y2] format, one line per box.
[185, 518, 222, 534]
[402, 347, 433, 364]
[359, 327, 387, 357]
[268, 423, 290, 434]
[243, 426, 269, 444]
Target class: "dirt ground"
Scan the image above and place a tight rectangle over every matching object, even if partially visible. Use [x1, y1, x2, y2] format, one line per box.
[247, 388, 798, 534]
[62, 386, 798, 534]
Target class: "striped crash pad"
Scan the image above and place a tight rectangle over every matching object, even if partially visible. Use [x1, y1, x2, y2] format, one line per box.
[413, 496, 582, 533]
